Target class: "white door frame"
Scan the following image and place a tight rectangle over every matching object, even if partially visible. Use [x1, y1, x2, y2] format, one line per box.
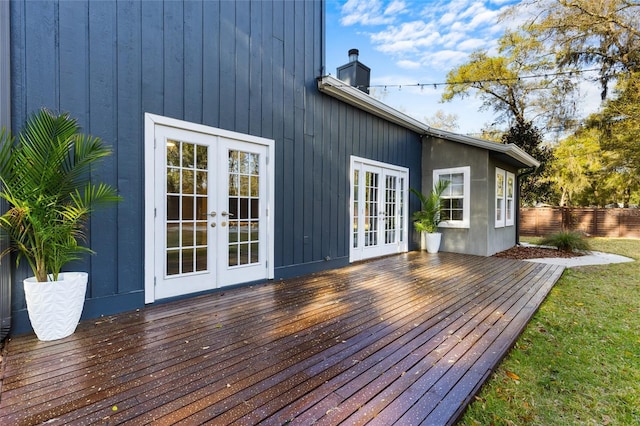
[350, 156, 409, 262]
[144, 113, 274, 304]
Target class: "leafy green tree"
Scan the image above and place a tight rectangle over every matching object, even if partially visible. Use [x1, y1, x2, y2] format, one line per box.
[549, 128, 605, 206]
[586, 72, 640, 206]
[442, 29, 577, 133]
[502, 121, 557, 206]
[519, 0, 640, 99]
[424, 109, 459, 132]
[548, 73, 640, 207]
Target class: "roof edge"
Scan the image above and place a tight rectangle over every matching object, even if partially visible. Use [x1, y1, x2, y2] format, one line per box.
[317, 75, 540, 169]
[317, 75, 430, 134]
[426, 127, 541, 168]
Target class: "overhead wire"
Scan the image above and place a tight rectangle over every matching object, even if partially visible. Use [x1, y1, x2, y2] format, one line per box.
[331, 67, 611, 91]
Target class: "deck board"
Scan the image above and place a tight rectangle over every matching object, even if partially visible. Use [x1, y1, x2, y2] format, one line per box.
[0, 252, 564, 425]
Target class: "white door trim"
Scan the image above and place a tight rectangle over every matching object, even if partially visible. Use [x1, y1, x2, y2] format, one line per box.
[349, 156, 409, 262]
[144, 113, 274, 304]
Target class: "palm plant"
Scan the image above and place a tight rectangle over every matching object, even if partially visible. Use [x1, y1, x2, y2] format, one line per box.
[410, 180, 450, 234]
[0, 109, 121, 282]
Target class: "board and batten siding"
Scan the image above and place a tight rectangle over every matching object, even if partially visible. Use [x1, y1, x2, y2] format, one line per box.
[8, 0, 421, 333]
[1, 0, 12, 341]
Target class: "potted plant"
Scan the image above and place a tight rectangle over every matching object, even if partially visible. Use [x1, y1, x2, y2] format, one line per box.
[410, 180, 449, 253]
[0, 109, 121, 341]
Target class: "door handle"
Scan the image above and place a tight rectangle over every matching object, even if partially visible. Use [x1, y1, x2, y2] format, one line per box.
[209, 211, 217, 217]
[221, 211, 235, 217]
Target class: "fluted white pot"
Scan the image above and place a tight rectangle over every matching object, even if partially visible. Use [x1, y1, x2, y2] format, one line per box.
[425, 232, 442, 253]
[23, 272, 88, 341]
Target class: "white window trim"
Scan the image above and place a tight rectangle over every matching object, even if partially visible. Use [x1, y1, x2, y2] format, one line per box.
[495, 168, 506, 228]
[434, 166, 470, 229]
[506, 171, 515, 227]
[495, 168, 515, 228]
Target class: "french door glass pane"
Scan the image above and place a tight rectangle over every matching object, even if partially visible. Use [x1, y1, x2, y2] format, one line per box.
[365, 171, 378, 247]
[385, 175, 397, 244]
[353, 170, 359, 248]
[399, 177, 405, 242]
[165, 139, 208, 276]
[228, 150, 260, 267]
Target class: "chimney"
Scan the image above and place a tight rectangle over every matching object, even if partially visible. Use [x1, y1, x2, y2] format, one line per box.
[348, 48, 359, 62]
[337, 48, 371, 94]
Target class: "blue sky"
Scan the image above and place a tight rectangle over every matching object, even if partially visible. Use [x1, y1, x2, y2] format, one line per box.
[324, 0, 598, 136]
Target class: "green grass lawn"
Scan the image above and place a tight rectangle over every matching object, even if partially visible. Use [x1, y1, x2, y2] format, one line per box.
[459, 238, 640, 425]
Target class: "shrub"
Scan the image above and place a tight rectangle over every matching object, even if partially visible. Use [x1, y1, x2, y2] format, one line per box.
[540, 231, 591, 252]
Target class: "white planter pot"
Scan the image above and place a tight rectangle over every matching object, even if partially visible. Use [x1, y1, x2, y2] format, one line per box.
[23, 272, 88, 341]
[425, 232, 442, 254]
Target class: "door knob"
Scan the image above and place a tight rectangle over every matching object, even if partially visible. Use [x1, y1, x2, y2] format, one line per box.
[209, 211, 217, 217]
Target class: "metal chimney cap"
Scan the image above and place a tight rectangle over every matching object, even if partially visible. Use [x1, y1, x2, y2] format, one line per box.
[348, 49, 359, 62]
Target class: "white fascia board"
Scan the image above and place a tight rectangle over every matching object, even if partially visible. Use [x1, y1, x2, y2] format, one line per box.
[317, 75, 430, 134]
[317, 75, 540, 169]
[503, 145, 541, 168]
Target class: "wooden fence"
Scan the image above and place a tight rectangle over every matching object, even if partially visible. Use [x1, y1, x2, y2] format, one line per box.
[520, 207, 640, 238]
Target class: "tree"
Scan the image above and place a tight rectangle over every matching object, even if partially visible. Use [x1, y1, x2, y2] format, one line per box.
[586, 72, 640, 206]
[518, 0, 640, 99]
[502, 121, 557, 206]
[442, 29, 577, 134]
[548, 128, 604, 206]
[424, 109, 459, 132]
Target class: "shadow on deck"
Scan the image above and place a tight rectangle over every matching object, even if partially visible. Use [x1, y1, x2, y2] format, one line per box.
[0, 252, 564, 425]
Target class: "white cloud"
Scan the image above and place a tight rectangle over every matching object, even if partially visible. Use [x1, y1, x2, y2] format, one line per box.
[457, 2, 487, 20]
[439, 12, 458, 26]
[458, 38, 489, 51]
[349, 0, 519, 64]
[340, 0, 407, 26]
[468, 9, 500, 30]
[428, 50, 469, 67]
[441, 31, 467, 49]
[370, 20, 441, 54]
[397, 59, 422, 69]
[384, 0, 408, 15]
[329, 0, 522, 132]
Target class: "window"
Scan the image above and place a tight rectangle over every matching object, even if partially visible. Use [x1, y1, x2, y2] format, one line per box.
[506, 172, 515, 226]
[434, 166, 470, 228]
[496, 169, 505, 227]
[496, 168, 515, 227]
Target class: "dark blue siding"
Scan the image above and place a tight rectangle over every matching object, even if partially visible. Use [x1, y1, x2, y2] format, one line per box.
[115, 1, 144, 298]
[9, 0, 422, 334]
[88, 0, 118, 300]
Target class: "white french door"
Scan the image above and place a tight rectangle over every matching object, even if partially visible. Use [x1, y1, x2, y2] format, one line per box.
[144, 115, 274, 302]
[350, 156, 409, 262]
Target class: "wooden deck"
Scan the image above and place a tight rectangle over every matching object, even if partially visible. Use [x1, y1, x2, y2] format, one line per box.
[0, 252, 564, 425]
